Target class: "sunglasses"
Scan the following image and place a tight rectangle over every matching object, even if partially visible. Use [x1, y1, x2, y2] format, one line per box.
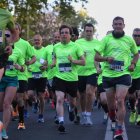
[5, 34, 10, 37]
[133, 34, 140, 37]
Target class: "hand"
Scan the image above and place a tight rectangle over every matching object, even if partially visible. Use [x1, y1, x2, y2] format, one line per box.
[68, 55, 73, 63]
[25, 60, 31, 66]
[5, 46, 12, 55]
[13, 64, 21, 70]
[106, 57, 114, 63]
[50, 63, 55, 69]
[128, 63, 135, 72]
[39, 65, 47, 71]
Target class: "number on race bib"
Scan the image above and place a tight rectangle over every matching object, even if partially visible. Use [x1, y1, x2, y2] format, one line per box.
[6, 61, 14, 70]
[59, 63, 72, 72]
[110, 60, 124, 72]
[32, 72, 42, 79]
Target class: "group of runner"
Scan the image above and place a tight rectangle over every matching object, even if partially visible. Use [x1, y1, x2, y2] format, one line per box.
[0, 5, 140, 140]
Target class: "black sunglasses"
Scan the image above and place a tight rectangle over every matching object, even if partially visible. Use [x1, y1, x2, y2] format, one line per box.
[5, 34, 10, 37]
[133, 34, 140, 37]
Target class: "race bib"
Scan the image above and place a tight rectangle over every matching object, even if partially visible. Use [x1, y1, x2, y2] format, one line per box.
[0, 30, 3, 45]
[110, 60, 124, 72]
[59, 63, 72, 72]
[32, 72, 42, 79]
[6, 61, 14, 70]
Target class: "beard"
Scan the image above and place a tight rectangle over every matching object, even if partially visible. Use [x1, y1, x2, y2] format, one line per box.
[112, 31, 125, 38]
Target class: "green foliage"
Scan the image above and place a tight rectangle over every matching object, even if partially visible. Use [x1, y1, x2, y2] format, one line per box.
[5, 0, 97, 44]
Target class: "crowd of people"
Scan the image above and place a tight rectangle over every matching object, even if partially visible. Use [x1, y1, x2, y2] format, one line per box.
[0, 5, 140, 140]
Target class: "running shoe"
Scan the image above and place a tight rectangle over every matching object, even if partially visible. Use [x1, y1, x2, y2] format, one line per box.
[17, 123, 26, 130]
[114, 129, 123, 139]
[129, 111, 136, 123]
[2, 128, 8, 139]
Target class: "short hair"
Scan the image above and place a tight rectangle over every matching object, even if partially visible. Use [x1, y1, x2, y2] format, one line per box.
[84, 23, 94, 31]
[133, 28, 140, 32]
[113, 16, 124, 24]
[59, 25, 73, 35]
[71, 27, 79, 37]
[15, 23, 22, 37]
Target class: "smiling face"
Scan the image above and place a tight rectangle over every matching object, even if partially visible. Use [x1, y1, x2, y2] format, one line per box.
[33, 34, 43, 49]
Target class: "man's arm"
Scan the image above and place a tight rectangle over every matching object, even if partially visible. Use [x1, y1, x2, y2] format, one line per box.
[95, 51, 114, 63]
[68, 55, 85, 66]
[129, 53, 139, 71]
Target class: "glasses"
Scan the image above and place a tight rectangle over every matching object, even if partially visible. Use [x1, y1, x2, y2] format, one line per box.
[60, 31, 69, 35]
[5, 34, 10, 37]
[133, 34, 140, 37]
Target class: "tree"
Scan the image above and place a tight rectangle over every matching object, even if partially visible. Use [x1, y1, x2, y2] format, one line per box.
[5, 0, 90, 41]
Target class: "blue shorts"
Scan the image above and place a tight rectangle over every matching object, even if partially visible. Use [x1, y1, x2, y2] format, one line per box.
[0, 76, 18, 92]
[103, 74, 131, 90]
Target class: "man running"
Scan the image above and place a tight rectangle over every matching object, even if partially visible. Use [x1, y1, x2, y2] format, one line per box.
[95, 16, 139, 139]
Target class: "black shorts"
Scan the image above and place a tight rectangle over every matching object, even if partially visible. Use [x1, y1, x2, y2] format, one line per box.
[17, 80, 28, 93]
[103, 74, 131, 89]
[97, 84, 105, 94]
[78, 73, 98, 92]
[0, 53, 9, 69]
[28, 78, 47, 92]
[128, 78, 140, 94]
[54, 77, 78, 98]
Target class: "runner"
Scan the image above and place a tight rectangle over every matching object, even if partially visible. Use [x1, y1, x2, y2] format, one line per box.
[14, 23, 36, 130]
[0, 30, 25, 139]
[27, 34, 48, 123]
[52, 25, 85, 132]
[0, 2, 18, 80]
[94, 16, 139, 139]
[128, 28, 140, 126]
[76, 23, 101, 126]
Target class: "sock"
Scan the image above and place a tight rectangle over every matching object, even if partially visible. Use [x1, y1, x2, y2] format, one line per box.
[86, 112, 91, 116]
[12, 100, 18, 112]
[101, 103, 108, 113]
[116, 123, 123, 130]
[58, 116, 64, 123]
[18, 106, 24, 123]
[109, 110, 116, 122]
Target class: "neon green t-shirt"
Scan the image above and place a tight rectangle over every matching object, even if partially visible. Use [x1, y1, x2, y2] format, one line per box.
[97, 62, 104, 85]
[131, 47, 140, 79]
[0, 8, 15, 55]
[45, 44, 56, 80]
[54, 41, 84, 81]
[28, 46, 48, 78]
[95, 34, 138, 77]
[76, 38, 101, 76]
[14, 38, 35, 81]
[5, 47, 25, 77]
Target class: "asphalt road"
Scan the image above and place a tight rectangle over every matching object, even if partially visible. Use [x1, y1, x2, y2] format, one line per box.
[0, 102, 140, 140]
